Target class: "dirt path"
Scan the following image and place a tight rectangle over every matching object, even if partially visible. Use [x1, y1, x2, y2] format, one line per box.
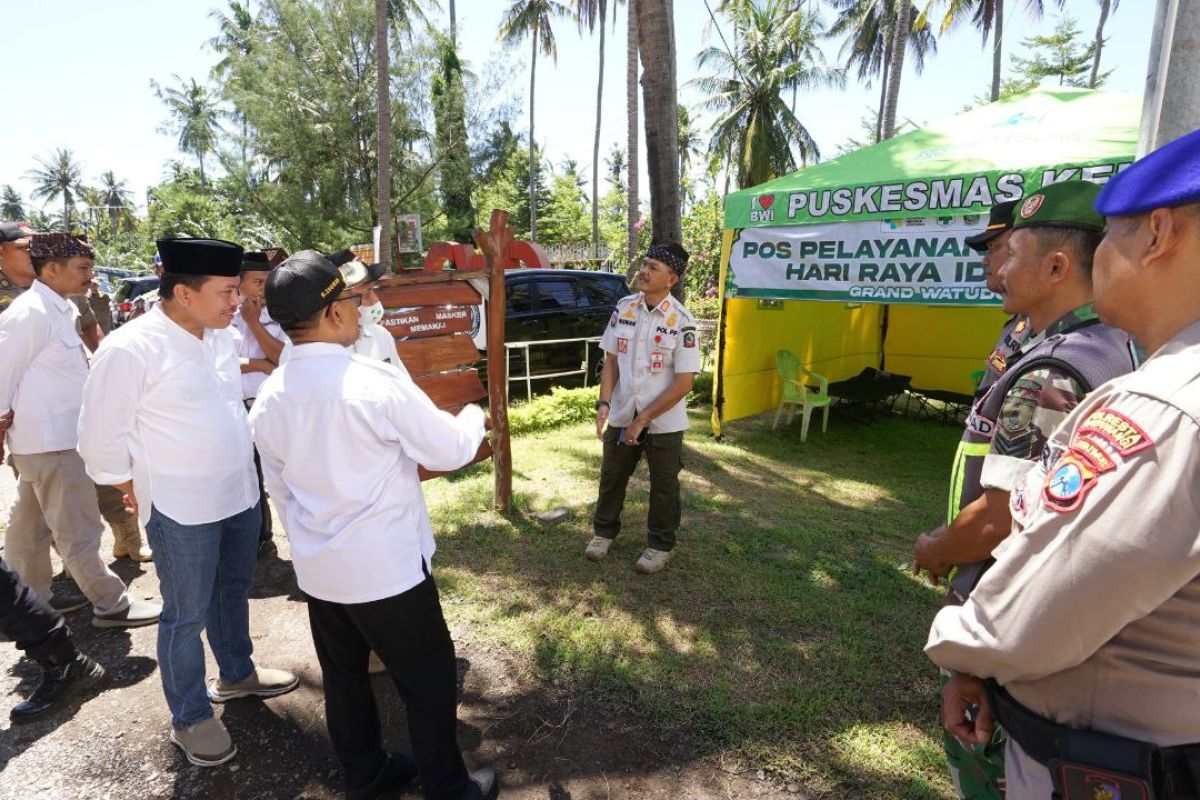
[0, 468, 807, 800]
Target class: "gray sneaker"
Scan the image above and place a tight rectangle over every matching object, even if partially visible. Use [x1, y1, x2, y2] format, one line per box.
[92, 599, 161, 629]
[584, 536, 613, 562]
[207, 667, 299, 702]
[170, 717, 237, 767]
[49, 591, 90, 614]
[634, 548, 672, 574]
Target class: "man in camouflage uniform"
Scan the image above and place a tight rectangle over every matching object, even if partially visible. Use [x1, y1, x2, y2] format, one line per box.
[0, 221, 35, 315]
[912, 182, 1139, 799]
[966, 202, 1028, 399]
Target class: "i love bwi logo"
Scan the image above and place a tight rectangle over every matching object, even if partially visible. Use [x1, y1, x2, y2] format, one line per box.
[751, 193, 776, 223]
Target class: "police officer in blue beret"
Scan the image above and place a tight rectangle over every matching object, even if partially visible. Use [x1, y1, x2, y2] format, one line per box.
[925, 128, 1200, 799]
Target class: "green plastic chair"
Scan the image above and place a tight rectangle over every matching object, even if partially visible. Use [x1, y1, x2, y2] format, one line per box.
[773, 349, 832, 441]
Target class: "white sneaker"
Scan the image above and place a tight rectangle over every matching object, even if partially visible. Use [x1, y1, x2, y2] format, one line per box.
[584, 536, 613, 561]
[635, 548, 672, 574]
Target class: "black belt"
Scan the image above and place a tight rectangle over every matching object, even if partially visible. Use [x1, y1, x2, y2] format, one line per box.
[987, 680, 1200, 800]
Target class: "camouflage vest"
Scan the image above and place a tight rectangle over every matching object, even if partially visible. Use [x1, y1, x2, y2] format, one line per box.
[948, 305, 1138, 600]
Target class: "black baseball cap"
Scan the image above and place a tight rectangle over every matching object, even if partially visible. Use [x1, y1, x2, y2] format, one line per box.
[0, 221, 36, 244]
[965, 201, 1018, 253]
[266, 250, 385, 328]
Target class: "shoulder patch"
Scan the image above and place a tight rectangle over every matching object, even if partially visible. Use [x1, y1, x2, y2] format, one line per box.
[683, 331, 696, 348]
[1042, 451, 1099, 513]
[1077, 408, 1153, 457]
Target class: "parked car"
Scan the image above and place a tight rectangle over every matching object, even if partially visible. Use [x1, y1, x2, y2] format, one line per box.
[92, 266, 136, 295]
[498, 269, 630, 393]
[112, 276, 159, 327]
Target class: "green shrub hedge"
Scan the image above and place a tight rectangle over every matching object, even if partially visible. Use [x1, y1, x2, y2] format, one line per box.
[506, 374, 715, 437]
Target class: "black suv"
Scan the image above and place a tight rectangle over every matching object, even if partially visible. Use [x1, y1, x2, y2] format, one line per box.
[501, 269, 630, 393]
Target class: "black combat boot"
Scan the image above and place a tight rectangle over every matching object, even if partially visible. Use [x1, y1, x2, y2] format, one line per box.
[9, 650, 106, 723]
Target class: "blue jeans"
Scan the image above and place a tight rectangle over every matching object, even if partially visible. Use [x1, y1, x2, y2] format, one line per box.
[146, 503, 260, 729]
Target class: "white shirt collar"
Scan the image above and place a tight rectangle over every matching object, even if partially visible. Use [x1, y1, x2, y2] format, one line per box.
[31, 279, 72, 313]
[289, 341, 353, 361]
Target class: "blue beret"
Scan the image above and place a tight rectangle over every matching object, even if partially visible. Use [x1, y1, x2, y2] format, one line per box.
[1095, 128, 1200, 216]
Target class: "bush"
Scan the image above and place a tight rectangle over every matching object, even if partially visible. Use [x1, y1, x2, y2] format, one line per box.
[688, 371, 714, 406]
[688, 296, 720, 320]
[508, 386, 599, 436]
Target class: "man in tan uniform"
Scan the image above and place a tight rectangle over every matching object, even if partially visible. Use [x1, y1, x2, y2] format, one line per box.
[926, 129, 1200, 799]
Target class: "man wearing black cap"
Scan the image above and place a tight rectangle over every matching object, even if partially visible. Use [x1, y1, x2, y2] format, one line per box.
[0, 221, 37, 317]
[587, 242, 701, 574]
[0, 232, 160, 628]
[78, 237, 297, 768]
[230, 251, 288, 551]
[927, 129, 1200, 800]
[915, 183, 1138, 799]
[249, 250, 497, 800]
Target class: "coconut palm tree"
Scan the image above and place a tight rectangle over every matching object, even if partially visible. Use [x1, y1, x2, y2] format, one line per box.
[918, 0, 1065, 103]
[625, 0, 639, 263]
[209, 0, 256, 168]
[829, 0, 937, 142]
[636, 0, 686, 249]
[692, 1, 842, 188]
[1, 185, 24, 220]
[1089, 0, 1119, 88]
[376, 0, 435, 270]
[606, 143, 626, 190]
[575, 0, 624, 260]
[499, 0, 570, 242]
[27, 148, 84, 232]
[97, 171, 133, 241]
[153, 75, 223, 186]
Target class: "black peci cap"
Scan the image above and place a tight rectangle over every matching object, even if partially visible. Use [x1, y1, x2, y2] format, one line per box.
[157, 237, 243, 277]
[241, 251, 274, 272]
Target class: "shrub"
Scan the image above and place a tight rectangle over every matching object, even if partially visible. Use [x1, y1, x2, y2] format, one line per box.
[508, 386, 599, 436]
[688, 371, 714, 406]
[688, 296, 720, 321]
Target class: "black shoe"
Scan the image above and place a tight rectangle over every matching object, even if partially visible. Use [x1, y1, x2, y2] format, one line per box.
[346, 752, 420, 800]
[49, 590, 90, 614]
[462, 766, 498, 800]
[10, 653, 106, 724]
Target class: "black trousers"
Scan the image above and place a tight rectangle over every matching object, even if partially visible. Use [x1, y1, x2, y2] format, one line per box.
[0, 556, 73, 665]
[592, 426, 685, 551]
[251, 445, 273, 544]
[305, 572, 468, 800]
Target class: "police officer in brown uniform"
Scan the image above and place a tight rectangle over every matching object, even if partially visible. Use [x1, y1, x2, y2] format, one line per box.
[927, 128, 1200, 800]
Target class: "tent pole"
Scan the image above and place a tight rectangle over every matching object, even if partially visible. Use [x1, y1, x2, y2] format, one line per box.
[879, 304, 890, 372]
[711, 228, 736, 439]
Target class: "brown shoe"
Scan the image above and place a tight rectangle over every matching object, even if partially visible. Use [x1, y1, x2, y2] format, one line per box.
[111, 517, 152, 562]
[207, 667, 298, 702]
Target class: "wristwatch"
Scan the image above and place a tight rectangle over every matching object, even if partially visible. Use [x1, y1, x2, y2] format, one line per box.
[595, 400, 610, 411]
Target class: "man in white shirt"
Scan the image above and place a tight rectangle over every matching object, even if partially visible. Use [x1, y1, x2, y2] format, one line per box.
[0, 232, 159, 627]
[587, 243, 702, 574]
[323, 249, 405, 370]
[250, 251, 497, 800]
[78, 237, 297, 768]
[229, 250, 288, 551]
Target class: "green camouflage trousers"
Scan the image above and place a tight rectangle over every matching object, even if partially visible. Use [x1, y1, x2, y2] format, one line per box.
[940, 670, 1006, 799]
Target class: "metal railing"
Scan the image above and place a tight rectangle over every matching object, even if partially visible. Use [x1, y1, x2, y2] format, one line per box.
[505, 336, 603, 400]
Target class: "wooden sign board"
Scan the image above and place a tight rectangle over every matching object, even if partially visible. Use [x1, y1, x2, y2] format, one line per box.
[376, 211, 548, 507]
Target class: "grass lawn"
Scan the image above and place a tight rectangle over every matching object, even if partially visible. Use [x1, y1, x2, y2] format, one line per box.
[424, 405, 961, 798]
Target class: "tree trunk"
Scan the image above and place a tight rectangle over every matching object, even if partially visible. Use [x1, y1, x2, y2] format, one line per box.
[637, 0, 682, 249]
[63, 196, 70, 233]
[374, 0, 392, 271]
[991, 0, 1004, 101]
[449, 0, 457, 45]
[198, 151, 207, 188]
[876, 16, 893, 143]
[882, 0, 910, 139]
[529, 25, 539, 242]
[1089, 0, 1111, 88]
[626, 0, 640, 265]
[592, 10, 606, 262]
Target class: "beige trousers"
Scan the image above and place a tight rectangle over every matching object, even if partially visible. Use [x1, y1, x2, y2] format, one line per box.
[6, 450, 130, 615]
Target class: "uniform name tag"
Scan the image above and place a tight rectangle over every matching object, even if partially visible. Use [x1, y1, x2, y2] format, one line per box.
[650, 351, 664, 373]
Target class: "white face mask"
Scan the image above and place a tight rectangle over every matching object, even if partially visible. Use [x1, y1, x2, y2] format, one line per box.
[358, 300, 385, 327]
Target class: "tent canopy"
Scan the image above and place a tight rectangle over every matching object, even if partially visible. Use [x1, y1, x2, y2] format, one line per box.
[724, 88, 1141, 230]
[712, 89, 1141, 435]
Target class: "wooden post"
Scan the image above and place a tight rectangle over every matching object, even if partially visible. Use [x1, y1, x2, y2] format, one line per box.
[473, 210, 514, 512]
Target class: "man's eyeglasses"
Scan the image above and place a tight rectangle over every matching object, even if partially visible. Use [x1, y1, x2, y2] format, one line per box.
[334, 291, 365, 308]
